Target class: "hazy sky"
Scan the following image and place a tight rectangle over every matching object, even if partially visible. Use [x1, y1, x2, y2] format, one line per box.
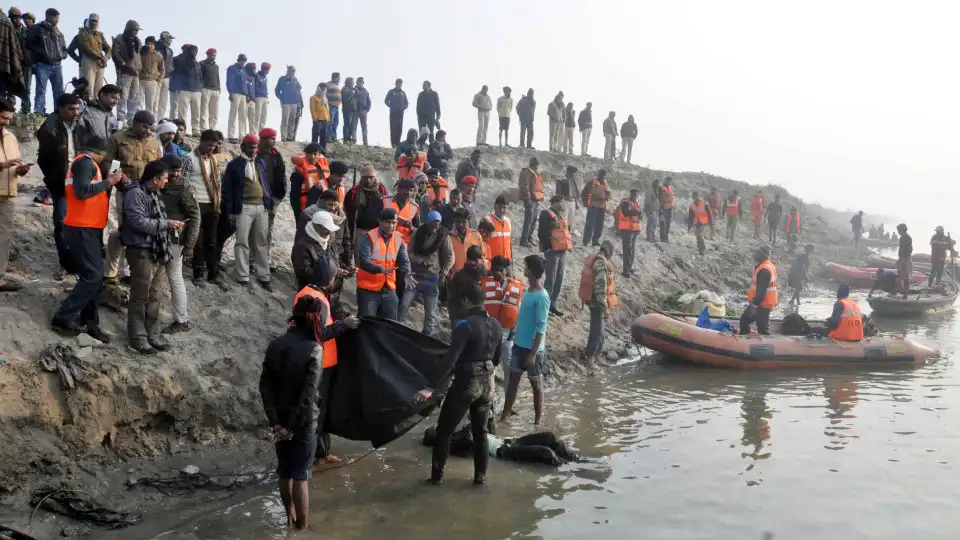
[41, 0, 958, 232]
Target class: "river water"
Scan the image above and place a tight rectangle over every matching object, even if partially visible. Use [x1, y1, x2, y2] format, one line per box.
[103, 289, 960, 540]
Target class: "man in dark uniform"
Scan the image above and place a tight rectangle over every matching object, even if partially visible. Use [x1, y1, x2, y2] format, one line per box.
[430, 278, 503, 485]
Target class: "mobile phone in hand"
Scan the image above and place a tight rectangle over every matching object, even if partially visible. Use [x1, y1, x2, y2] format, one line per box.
[109, 160, 121, 175]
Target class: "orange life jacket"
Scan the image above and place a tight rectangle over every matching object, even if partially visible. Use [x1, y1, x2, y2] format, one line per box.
[751, 195, 765, 226]
[483, 213, 512, 262]
[828, 297, 864, 342]
[548, 209, 573, 252]
[292, 153, 323, 211]
[578, 253, 618, 308]
[531, 173, 544, 201]
[586, 179, 610, 209]
[385, 196, 418, 245]
[481, 276, 525, 330]
[316, 155, 330, 180]
[708, 193, 722, 218]
[450, 229, 484, 274]
[425, 178, 450, 209]
[785, 213, 801, 233]
[397, 152, 427, 180]
[356, 229, 401, 291]
[661, 185, 675, 209]
[725, 197, 740, 216]
[292, 286, 339, 368]
[615, 199, 642, 231]
[747, 259, 778, 309]
[64, 154, 108, 229]
[691, 200, 709, 225]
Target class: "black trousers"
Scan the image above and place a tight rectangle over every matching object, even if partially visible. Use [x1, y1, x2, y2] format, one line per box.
[582, 206, 605, 246]
[314, 365, 335, 460]
[52, 226, 103, 328]
[389, 111, 404, 147]
[432, 372, 492, 478]
[192, 204, 224, 280]
[418, 114, 437, 140]
[739, 307, 771, 335]
[620, 231, 638, 273]
[519, 120, 534, 148]
[930, 259, 945, 286]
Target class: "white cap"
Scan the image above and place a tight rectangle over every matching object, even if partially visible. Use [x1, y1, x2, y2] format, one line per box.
[155, 121, 177, 136]
[311, 211, 340, 232]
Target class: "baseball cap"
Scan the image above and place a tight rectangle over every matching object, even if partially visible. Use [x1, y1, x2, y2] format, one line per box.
[160, 31, 175, 39]
[311, 211, 340, 232]
[427, 211, 441, 224]
[380, 208, 398, 221]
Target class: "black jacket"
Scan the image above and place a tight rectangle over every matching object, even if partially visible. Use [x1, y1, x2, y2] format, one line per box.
[537, 207, 563, 252]
[578, 109, 592, 130]
[516, 96, 536, 123]
[200, 59, 220, 90]
[37, 113, 83, 195]
[416, 89, 441, 119]
[26, 21, 66, 65]
[446, 306, 503, 371]
[258, 149, 287, 201]
[260, 330, 323, 432]
[565, 109, 576, 128]
[427, 140, 453, 174]
[620, 120, 638, 138]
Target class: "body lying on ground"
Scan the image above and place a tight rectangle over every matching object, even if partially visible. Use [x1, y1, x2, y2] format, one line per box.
[421, 425, 584, 467]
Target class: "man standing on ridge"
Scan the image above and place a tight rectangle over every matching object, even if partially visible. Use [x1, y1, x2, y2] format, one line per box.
[111, 20, 141, 124]
[173, 44, 203, 136]
[616, 189, 643, 275]
[602, 111, 617, 162]
[251, 63, 271, 132]
[620, 115, 637, 164]
[556, 165, 581, 234]
[707, 187, 722, 240]
[199, 49, 220, 130]
[686, 191, 712, 256]
[417, 80, 441, 142]
[723, 189, 742, 242]
[580, 169, 611, 247]
[785, 206, 801, 252]
[225, 54, 248, 142]
[750, 190, 765, 239]
[9, 8, 32, 113]
[27, 8, 66, 114]
[765, 194, 783, 244]
[325, 72, 341, 142]
[473, 84, 492, 146]
[384, 78, 407, 147]
[497, 86, 513, 147]
[518, 157, 543, 247]
[563, 102, 576, 154]
[538, 195, 573, 316]
[276, 66, 302, 142]
[139, 36, 164, 116]
[516, 89, 536, 149]
[155, 31, 175, 118]
[659, 177, 675, 242]
[340, 77, 358, 144]
[547, 92, 564, 152]
[578, 102, 593, 156]
[66, 13, 109, 100]
[222, 133, 273, 291]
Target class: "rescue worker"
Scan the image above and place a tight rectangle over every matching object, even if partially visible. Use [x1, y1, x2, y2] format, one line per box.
[579, 241, 617, 365]
[289, 143, 324, 223]
[817, 284, 863, 341]
[785, 206, 801, 251]
[659, 176, 675, 242]
[482, 195, 513, 263]
[477, 220, 495, 269]
[930, 226, 950, 287]
[580, 169, 611, 247]
[50, 135, 122, 339]
[868, 268, 900, 297]
[319, 159, 344, 204]
[481, 256, 525, 377]
[723, 190, 742, 242]
[750, 190, 765, 239]
[344, 163, 389, 256]
[556, 165, 581, 232]
[399, 210, 453, 337]
[615, 188, 643, 276]
[787, 244, 814, 305]
[707, 187, 722, 240]
[686, 191, 712, 256]
[356, 208, 411, 320]
[420, 168, 450, 216]
[291, 257, 360, 467]
[500, 254, 550, 426]
[740, 246, 777, 336]
[538, 195, 574, 316]
[384, 178, 421, 246]
[518, 157, 544, 247]
[896, 223, 912, 298]
[429, 278, 502, 485]
[449, 208, 484, 275]
[396, 144, 426, 181]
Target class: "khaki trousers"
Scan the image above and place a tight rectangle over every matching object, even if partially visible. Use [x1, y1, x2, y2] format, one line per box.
[227, 92, 248, 139]
[177, 90, 202, 135]
[201, 89, 220, 130]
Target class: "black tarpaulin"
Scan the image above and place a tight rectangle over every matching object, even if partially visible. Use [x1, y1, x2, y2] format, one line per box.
[325, 316, 453, 448]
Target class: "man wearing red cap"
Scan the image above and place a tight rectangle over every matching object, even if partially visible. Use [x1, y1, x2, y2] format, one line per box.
[226, 54, 248, 142]
[173, 44, 203, 135]
[199, 49, 220, 130]
[252, 63, 271, 131]
[258, 128, 286, 268]
[222, 133, 274, 290]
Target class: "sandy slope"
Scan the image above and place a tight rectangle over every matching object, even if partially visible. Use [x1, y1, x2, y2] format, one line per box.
[0, 137, 868, 505]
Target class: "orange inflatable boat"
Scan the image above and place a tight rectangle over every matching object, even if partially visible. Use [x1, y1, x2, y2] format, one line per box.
[631, 313, 935, 368]
[823, 262, 926, 289]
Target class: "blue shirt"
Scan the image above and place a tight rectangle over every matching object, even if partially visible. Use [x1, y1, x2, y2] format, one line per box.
[514, 288, 549, 352]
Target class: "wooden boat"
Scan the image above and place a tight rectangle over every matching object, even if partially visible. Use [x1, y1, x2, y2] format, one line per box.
[866, 255, 932, 272]
[823, 262, 926, 289]
[867, 282, 959, 315]
[631, 313, 935, 368]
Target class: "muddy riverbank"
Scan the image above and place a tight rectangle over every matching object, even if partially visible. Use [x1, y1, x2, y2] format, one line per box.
[0, 138, 872, 536]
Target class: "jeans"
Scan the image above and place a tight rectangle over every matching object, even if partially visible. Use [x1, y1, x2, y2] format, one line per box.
[544, 249, 566, 311]
[127, 246, 167, 341]
[18, 63, 31, 112]
[235, 204, 270, 283]
[33, 62, 64, 114]
[620, 231, 638, 273]
[432, 371, 493, 479]
[398, 277, 440, 336]
[192, 204, 224, 280]
[0, 198, 11, 283]
[520, 199, 539, 244]
[389, 110, 403, 146]
[519, 120, 533, 148]
[326, 106, 340, 140]
[357, 288, 399, 320]
[659, 208, 673, 242]
[645, 209, 658, 242]
[342, 108, 358, 141]
[582, 206, 605, 246]
[165, 244, 188, 323]
[51, 192, 71, 272]
[585, 305, 605, 357]
[358, 110, 369, 145]
[52, 226, 103, 329]
[739, 307, 771, 335]
[580, 128, 591, 155]
[311, 120, 328, 148]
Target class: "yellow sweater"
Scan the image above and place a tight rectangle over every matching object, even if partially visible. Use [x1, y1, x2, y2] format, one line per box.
[310, 95, 330, 122]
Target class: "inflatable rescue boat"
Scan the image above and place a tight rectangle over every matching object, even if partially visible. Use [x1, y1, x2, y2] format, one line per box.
[823, 262, 926, 289]
[631, 313, 935, 368]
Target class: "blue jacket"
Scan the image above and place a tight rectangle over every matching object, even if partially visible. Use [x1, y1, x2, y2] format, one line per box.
[254, 72, 270, 99]
[225, 63, 245, 94]
[356, 87, 371, 112]
[384, 88, 408, 113]
[242, 66, 256, 100]
[120, 181, 170, 249]
[274, 75, 302, 106]
[171, 50, 203, 93]
[222, 156, 274, 215]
